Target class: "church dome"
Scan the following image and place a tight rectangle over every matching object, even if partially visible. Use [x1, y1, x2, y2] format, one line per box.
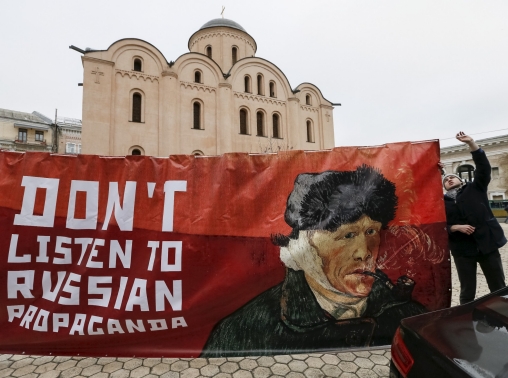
[199, 18, 247, 33]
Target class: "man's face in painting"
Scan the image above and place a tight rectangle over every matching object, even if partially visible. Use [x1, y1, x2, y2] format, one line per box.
[309, 215, 382, 297]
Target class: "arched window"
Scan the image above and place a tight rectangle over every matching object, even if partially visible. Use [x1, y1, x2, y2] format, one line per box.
[206, 46, 212, 58]
[193, 102, 201, 129]
[232, 47, 238, 64]
[129, 146, 144, 155]
[194, 71, 201, 83]
[240, 109, 248, 135]
[133, 58, 142, 72]
[458, 164, 475, 182]
[257, 75, 263, 95]
[272, 114, 280, 138]
[257, 111, 265, 136]
[132, 93, 142, 123]
[269, 82, 276, 98]
[192, 150, 204, 156]
[306, 120, 314, 142]
[244, 76, 251, 93]
[131, 149, 141, 155]
[306, 94, 311, 105]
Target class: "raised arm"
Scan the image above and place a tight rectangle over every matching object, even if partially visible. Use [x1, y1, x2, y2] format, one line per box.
[456, 131, 490, 190]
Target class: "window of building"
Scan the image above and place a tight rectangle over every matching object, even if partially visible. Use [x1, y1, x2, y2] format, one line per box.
[206, 46, 212, 58]
[193, 102, 201, 129]
[244, 76, 251, 93]
[272, 114, 280, 138]
[232, 47, 238, 64]
[257, 74, 264, 96]
[77, 144, 81, 154]
[240, 109, 248, 135]
[192, 150, 204, 156]
[132, 92, 142, 122]
[194, 71, 202, 83]
[131, 149, 141, 155]
[35, 131, 44, 142]
[257, 111, 265, 136]
[133, 58, 142, 72]
[306, 120, 314, 142]
[66, 142, 76, 154]
[269, 81, 276, 98]
[306, 94, 311, 105]
[18, 129, 27, 142]
[457, 164, 475, 182]
[492, 167, 500, 179]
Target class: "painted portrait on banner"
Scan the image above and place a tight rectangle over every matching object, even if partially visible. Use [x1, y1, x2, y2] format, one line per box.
[0, 141, 449, 357]
[201, 165, 445, 357]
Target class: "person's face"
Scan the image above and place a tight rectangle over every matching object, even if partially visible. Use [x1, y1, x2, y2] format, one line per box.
[310, 215, 382, 297]
[444, 176, 462, 191]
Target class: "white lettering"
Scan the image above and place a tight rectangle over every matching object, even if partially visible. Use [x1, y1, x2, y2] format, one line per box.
[42, 271, 66, 302]
[54, 236, 72, 264]
[8, 234, 30, 263]
[33, 309, 50, 332]
[88, 276, 112, 307]
[86, 239, 105, 268]
[58, 273, 81, 305]
[172, 317, 188, 329]
[161, 241, 182, 272]
[109, 240, 132, 269]
[155, 280, 182, 311]
[7, 305, 25, 322]
[102, 182, 137, 231]
[13, 176, 59, 227]
[125, 279, 148, 311]
[107, 319, 125, 334]
[162, 181, 187, 232]
[8, 270, 34, 298]
[66, 180, 99, 229]
[53, 313, 69, 332]
[125, 319, 145, 333]
[20, 305, 38, 328]
[36, 235, 50, 263]
[88, 315, 104, 335]
[148, 319, 168, 331]
[69, 314, 86, 335]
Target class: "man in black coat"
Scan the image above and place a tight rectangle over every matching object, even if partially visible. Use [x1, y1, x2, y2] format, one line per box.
[201, 165, 426, 357]
[443, 131, 506, 304]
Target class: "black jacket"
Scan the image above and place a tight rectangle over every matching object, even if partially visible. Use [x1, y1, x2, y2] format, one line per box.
[444, 149, 506, 257]
[200, 268, 425, 357]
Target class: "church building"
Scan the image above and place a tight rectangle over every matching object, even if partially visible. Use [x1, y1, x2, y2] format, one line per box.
[76, 18, 337, 156]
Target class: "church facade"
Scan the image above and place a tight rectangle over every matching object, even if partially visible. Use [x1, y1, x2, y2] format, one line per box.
[77, 18, 337, 156]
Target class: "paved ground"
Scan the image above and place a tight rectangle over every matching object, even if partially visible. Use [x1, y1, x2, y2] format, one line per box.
[2, 224, 508, 378]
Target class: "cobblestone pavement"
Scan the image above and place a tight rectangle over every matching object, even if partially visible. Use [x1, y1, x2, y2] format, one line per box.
[2, 224, 508, 378]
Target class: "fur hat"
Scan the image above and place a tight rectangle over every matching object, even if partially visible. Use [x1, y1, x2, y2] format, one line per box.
[272, 165, 398, 246]
[442, 174, 463, 189]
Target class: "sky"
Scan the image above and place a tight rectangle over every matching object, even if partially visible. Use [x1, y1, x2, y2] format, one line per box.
[1, 0, 507, 148]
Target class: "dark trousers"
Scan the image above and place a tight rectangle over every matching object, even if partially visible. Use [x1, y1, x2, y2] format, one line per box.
[454, 250, 506, 305]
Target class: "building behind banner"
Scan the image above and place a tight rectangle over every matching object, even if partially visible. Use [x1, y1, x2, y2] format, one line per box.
[76, 18, 337, 157]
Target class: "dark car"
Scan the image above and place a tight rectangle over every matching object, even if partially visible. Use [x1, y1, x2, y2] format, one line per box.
[390, 286, 508, 378]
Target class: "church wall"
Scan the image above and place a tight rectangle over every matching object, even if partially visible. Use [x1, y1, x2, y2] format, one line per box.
[114, 48, 162, 77]
[178, 84, 218, 155]
[81, 57, 114, 155]
[112, 72, 160, 156]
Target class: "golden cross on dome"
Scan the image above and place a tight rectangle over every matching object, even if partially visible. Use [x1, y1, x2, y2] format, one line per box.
[221, 6, 225, 18]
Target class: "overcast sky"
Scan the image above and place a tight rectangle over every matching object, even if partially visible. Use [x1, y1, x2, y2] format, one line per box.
[1, 0, 507, 148]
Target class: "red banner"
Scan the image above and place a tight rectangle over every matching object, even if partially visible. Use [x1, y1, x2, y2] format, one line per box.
[0, 141, 450, 357]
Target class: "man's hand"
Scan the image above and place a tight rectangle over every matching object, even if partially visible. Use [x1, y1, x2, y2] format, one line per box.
[450, 224, 475, 235]
[438, 162, 445, 175]
[456, 131, 479, 151]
